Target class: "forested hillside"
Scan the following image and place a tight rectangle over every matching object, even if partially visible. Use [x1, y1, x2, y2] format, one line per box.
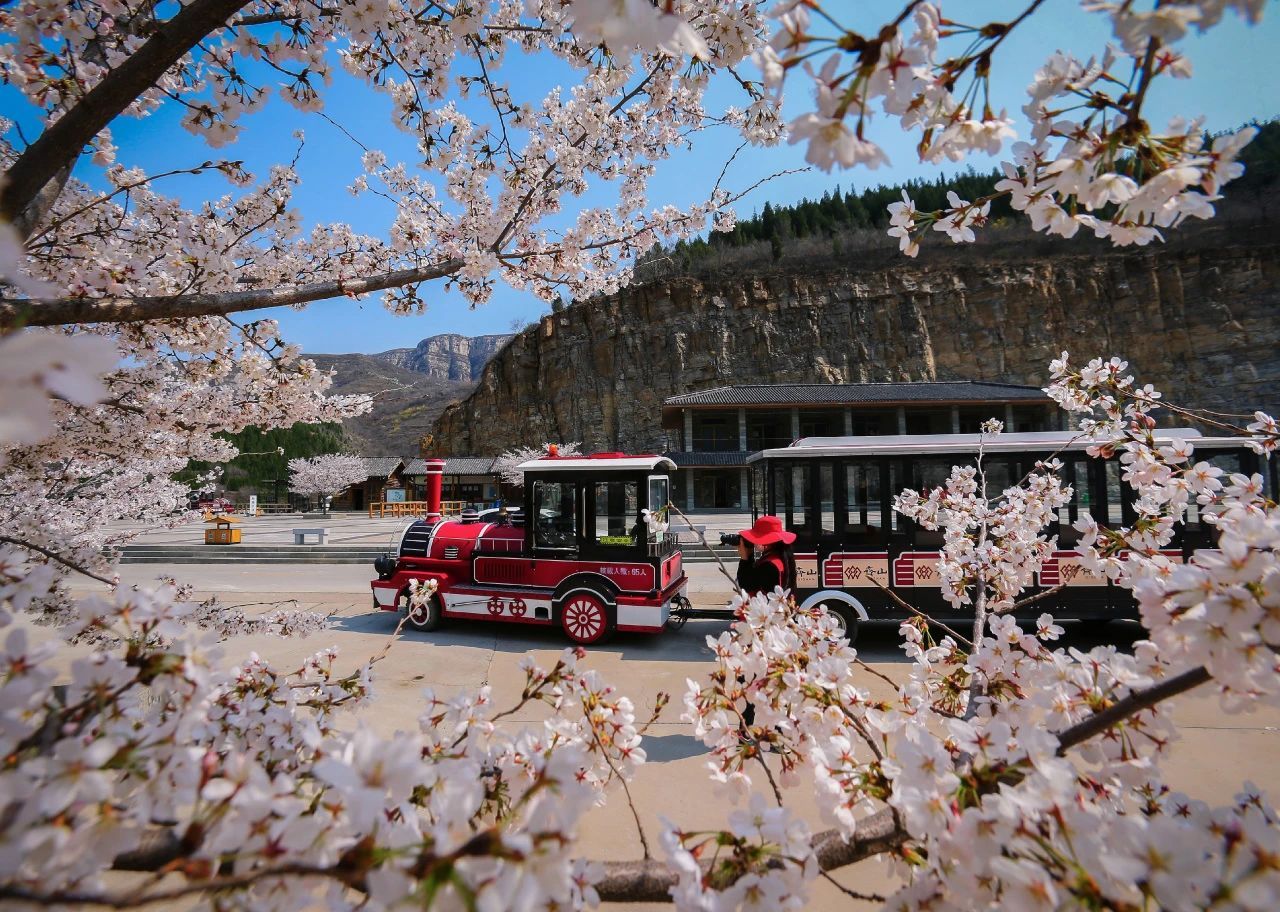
[636, 119, 1280, 280]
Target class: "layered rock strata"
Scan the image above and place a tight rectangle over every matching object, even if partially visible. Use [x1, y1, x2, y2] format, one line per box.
[431, 243, 1280, 453]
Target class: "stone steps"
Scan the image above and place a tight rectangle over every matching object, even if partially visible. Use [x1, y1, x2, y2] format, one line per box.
[116, 545, 388, 564]
[116, 544, 734, 565]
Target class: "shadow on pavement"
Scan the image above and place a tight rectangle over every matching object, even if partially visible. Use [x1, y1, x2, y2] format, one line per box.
[642, 733, 709, 763]
[332, 611, 1147, 666]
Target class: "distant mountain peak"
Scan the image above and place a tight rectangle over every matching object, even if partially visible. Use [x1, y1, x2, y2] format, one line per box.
[364, 332, 514, 381]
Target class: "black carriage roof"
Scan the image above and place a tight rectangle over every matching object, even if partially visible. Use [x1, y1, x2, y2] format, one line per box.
[744, 430, 1255, 462]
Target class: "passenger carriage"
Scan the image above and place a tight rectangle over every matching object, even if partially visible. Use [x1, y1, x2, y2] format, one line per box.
[747, 430, 1276, 641]
[371, 453, 690, 644]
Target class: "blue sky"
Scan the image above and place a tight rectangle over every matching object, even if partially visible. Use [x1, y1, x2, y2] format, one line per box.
[4, 2, 1278, 354]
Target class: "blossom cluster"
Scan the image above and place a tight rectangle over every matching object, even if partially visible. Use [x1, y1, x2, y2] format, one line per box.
[0, 549, 646, 910]
[757, 1, 1265, 254]
[894, 420, 1072, 612]
[288, 453, 370, 499]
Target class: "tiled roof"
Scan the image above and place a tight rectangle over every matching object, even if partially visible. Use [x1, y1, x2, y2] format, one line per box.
[666, 450, 751, 467]
[401, 457, 498, 476]
[443, 456, 497, 475]
[362, 457, 405, 477]
[664, 381, 1049, 408]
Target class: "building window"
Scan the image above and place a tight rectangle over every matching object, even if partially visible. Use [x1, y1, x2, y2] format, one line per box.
[905, 409, 951, 435]
[958, 406, 1002, 433]
[798, 409, 843, 439]
[692, 411, 739, 451]
[746, 410, 793, 450]
[849, 410, 894, 436]
[1011, 405, 1050, 432]
[693, 469, 741, 509]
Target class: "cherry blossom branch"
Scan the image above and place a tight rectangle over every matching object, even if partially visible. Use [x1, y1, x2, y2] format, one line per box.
[1054, 664, 1211, 755]
[667, 504, 739, 590]
[0, 258, 463, 327]
[0, 535, 114, 585]
[866, 574, 973, 648]
[1, 0, 256, 226]
[592, 808, 906, 903]
[233, 6, 341, 27]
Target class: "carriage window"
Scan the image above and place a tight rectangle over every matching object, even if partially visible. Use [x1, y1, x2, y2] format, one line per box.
[817, 462, 835, 535]
[647, 475, 669, 516]
[533, 481, 578, 552]
[916, 458, 965, 492]
[913, 458, 969, 548]
[1054, 457, 1087, 546]
[791, 465, 811, 534]
[980, 458, 1012, 499]
[1185, 451, 1244, 541]
[1104, 460, 1124, 526]
[594, 481, 639, 547]
[844, 461, 884, 546]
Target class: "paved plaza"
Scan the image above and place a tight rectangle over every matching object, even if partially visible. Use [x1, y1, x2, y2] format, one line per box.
[55, 562, 1280, 909]
[108, 510, 756, 547]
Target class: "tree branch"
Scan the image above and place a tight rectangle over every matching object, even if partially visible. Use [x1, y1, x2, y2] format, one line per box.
[0, 259, 464, 328]
[592, 807, 904, 903]
[1, 0, 256, 224]
[1054, 664, 1211, 755]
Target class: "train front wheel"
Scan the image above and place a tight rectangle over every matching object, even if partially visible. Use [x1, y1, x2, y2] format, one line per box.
[561, 593, 610, 645]
[405, 592, 442, 631]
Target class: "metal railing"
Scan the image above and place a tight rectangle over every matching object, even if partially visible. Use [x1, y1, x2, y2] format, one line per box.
[368, 500, 471, 519]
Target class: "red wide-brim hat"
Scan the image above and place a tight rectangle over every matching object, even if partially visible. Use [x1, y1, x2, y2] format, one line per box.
[740, 514, 796, 547]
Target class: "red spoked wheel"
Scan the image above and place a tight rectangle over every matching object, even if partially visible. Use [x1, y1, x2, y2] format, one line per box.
[560, 592, 609, 645]
[487, 596, 504, 616]
[508, 597, 527, 618]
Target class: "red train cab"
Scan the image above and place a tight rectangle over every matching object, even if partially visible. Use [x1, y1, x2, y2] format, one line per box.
[371, 453, 689, 644]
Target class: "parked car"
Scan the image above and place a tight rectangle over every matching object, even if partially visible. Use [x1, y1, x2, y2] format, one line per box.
[189, 492, 234, 514]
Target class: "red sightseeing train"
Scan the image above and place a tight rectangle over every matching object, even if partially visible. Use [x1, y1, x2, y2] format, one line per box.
[371, 453, 690, 644]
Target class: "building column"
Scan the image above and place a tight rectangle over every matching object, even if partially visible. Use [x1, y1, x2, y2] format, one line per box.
[739, 468, 749, 509]
[683, 409, 693, 452]
[1004, 403, 1015, 431]
[896, 406, 907, 435]
[685, 471, 696, 512]
[790, 408, 800, 442]
[843, 407, 853, 436]
[737, 407, 747, 451]
[950, 406, 960, 433]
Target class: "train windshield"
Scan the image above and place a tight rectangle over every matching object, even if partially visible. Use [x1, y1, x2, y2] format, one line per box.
[593, 480, 640, 548]
[533, 480, 578, 553]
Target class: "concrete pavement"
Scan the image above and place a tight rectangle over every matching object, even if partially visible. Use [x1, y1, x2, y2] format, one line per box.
[56, 563, 1280, 910]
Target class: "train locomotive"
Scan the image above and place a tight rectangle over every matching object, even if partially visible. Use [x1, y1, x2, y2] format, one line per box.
[371, 453, 690, 644]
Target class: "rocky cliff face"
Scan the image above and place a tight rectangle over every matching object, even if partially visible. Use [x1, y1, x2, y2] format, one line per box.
[371, 333, 512, 381]
[431, 242, 1280, 454]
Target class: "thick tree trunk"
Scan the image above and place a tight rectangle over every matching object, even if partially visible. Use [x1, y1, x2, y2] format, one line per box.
[1, 0, 255, 223]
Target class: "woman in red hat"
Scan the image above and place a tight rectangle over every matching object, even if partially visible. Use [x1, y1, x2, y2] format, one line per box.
[735, 514, 797, 596]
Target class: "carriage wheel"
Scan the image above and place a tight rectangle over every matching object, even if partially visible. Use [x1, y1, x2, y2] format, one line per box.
[561, 592, 609, 645]
[508, 597, 527, 618]
[822, 601, 859, 645]
[406, 592, 442, 631]
[487, 596, 504, 616]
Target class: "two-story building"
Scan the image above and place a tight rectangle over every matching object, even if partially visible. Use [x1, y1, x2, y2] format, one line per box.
[661, 381, 1061, 510]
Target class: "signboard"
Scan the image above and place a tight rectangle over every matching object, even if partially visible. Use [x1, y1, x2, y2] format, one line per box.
[248, 494, 258, 516]
[822, 552, 890, 589]
[795, 555, 819, 589]
[892, 552, 944, 588]
[385, 488, 407, 503]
